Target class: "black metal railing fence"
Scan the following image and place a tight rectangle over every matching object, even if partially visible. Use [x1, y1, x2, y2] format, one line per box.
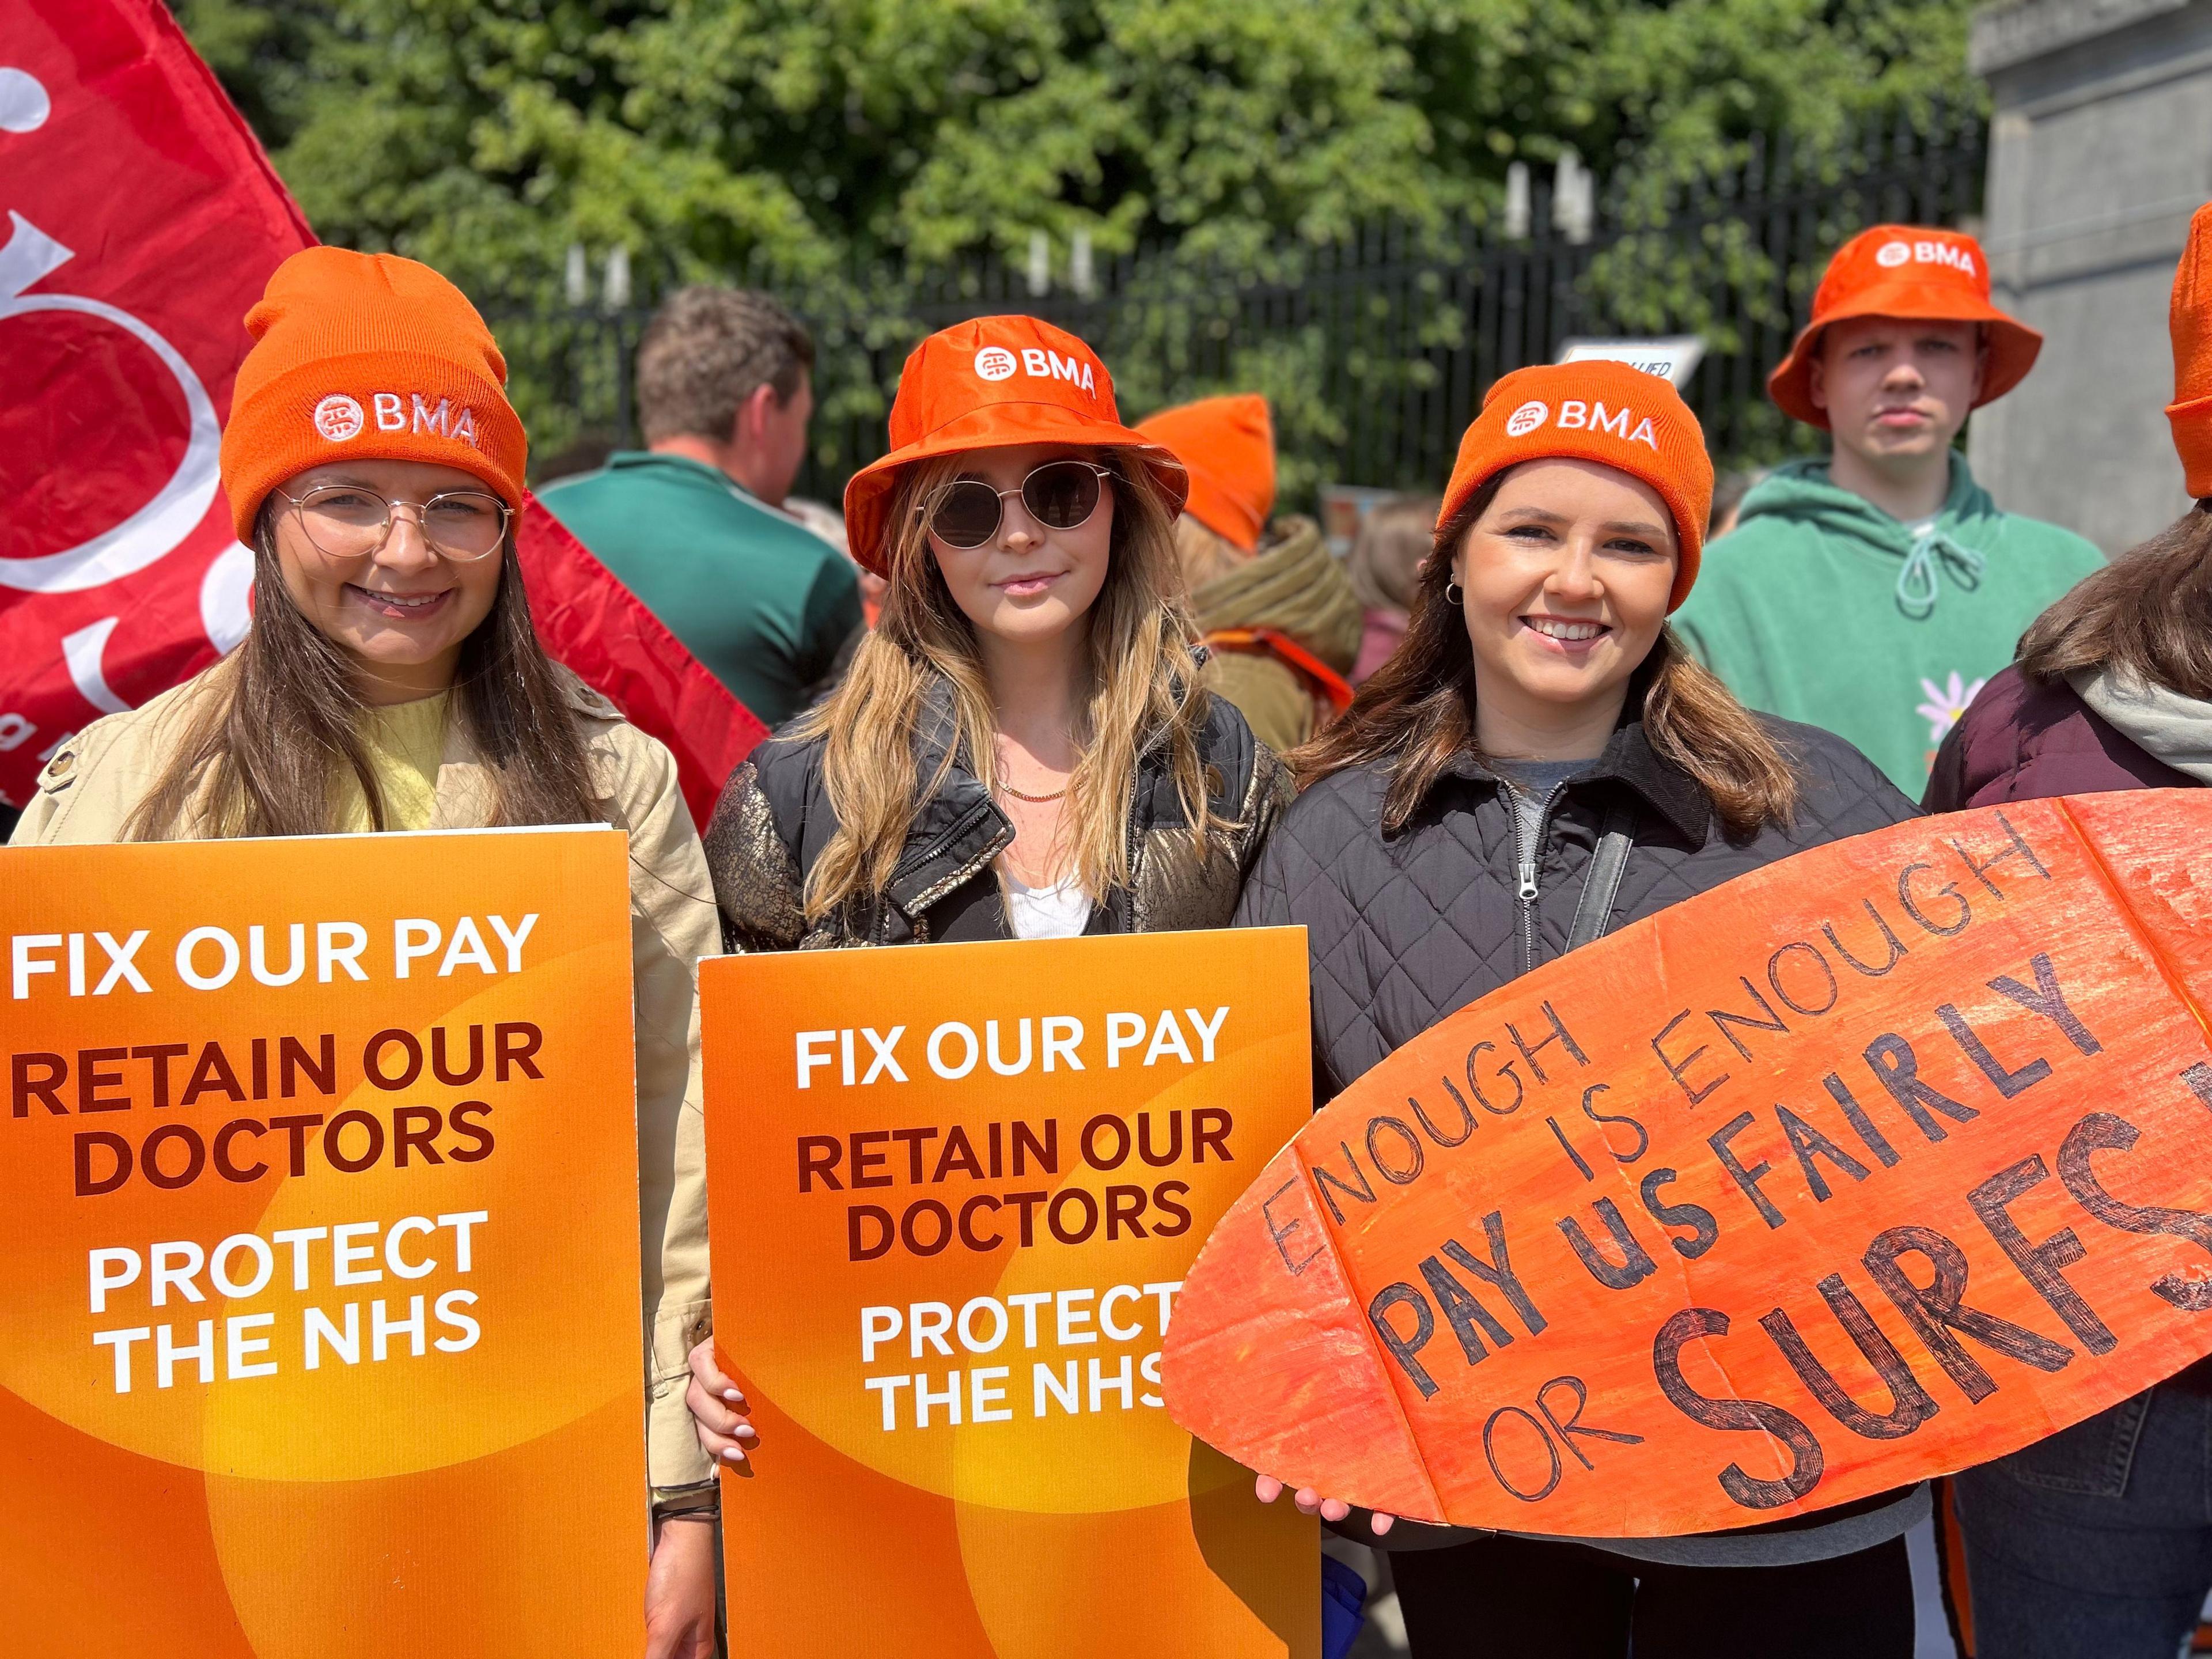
[490, 108, 1986, 509]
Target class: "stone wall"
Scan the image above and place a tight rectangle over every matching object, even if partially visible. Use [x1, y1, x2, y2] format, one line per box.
[1969, 0, 2212, 554]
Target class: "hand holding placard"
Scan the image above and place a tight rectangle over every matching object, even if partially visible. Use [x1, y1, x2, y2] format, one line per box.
[1165, 793, 2212, 1538]
[1, 830, 645, 1659]
[700, 929, 1319, 1659]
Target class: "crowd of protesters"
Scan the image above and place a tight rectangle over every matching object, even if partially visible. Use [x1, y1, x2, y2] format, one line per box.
[18, 195, 2212, 1659]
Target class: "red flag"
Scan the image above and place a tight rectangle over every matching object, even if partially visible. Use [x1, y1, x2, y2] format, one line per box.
[2, 0, 765, 817]
[519, 501, 768, 826]
[0, 0, 309, 807]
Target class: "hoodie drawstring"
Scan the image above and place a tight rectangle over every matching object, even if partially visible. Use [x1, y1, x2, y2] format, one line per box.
[1895, 525, 1985, 619]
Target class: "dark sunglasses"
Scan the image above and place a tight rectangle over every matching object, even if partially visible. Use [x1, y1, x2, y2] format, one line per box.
[919, 460, 1112, 549]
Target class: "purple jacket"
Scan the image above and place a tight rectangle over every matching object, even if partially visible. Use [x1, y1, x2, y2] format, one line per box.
[1926, 663, 2212, 1397]
[1922, 664, 2195, 812]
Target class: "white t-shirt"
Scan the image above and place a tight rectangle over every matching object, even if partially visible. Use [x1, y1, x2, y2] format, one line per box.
[1003, 870, 1092, 940]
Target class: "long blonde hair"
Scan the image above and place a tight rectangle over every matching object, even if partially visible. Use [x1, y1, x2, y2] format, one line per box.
[796, 448, 1218, 921]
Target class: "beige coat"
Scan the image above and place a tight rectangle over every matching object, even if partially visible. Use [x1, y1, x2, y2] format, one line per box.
[11, 663, 722, 1505]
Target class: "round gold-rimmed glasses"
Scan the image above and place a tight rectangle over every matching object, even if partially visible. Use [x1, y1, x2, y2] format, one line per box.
[273, 484, 511, 562]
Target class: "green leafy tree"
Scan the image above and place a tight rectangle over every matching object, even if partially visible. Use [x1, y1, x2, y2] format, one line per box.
[175, 0, 1975, 287]
[173, 0, 1981, 484]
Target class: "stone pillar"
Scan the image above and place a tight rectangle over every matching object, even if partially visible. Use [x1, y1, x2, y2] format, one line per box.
[1968, 0, 2212, 554]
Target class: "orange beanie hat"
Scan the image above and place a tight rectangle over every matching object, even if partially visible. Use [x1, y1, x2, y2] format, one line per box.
[220, 247, 527, 540]
[2168, 203, 2212, 498]
[1438, 361, 1713, 612]
[1767, 225, 2041, 429]
[842, 315, 1187, 576]
[1134, 394, 1276, 551]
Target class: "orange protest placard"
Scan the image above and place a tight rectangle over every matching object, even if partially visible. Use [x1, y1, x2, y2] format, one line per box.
[702, 929, 1319, 1658]
[0, 829, 646, 1658]
[1165, 793, 2212, 1539]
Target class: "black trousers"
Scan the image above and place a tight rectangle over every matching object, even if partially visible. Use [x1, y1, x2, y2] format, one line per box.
[1389, 1532, 1915, 1659]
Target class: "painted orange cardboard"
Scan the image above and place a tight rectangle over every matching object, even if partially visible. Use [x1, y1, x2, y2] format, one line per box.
[0, 829, 646, 1657]
[1164, 793, 2212, 1537]
[701, 930, 1319, 1658]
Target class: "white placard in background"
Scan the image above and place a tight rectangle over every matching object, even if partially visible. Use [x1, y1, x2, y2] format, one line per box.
[1557, 334, 1706, 387]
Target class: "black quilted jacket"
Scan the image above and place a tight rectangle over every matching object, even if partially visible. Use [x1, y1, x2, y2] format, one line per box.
[1237, 713, 1924, 1565]
[1237, 713, 1919, 1104]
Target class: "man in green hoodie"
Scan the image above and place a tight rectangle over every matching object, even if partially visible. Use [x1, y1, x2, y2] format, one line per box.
[1673, 225, 2104, 795]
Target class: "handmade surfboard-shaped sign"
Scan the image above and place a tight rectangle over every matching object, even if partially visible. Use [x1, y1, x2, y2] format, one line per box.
[1163, 793, 2212, 1537]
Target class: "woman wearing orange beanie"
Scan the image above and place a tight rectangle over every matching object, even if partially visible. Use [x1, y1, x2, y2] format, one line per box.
[660, 315, 1288, 1623]
[6, 247, 725, 1658]
[1237, 360, 1925, 1657]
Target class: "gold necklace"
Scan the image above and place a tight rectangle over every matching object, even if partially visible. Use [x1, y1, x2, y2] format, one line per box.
[997, 779, 1067, 804]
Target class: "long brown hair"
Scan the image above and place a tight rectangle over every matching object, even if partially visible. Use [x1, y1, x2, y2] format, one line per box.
[1292, 472, 1798, 837]
[2018, 503, 2212, 694]
[126, 510, 598, 839]
[795, 447, 1215, 921]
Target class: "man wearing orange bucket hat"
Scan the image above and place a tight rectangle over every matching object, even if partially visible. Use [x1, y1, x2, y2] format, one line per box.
[1135, 394, 1363, 752]
[1673, 225, 2103, 797]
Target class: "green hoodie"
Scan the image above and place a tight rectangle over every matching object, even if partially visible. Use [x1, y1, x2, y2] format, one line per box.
[1672, 454, 2104, 796]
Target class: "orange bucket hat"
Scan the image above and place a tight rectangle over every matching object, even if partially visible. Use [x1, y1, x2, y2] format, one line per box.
[1438, 360, 1713, 612]
[1135, 393, 1276, 551]
[842, 315, 1187, 576]
[220, 247, 528, 541]
[1767, 225, 2041, 429]
[2167, 203, 2212, 499]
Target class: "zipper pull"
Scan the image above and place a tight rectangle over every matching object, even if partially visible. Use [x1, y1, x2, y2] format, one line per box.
[1517, 862, 1539, 904]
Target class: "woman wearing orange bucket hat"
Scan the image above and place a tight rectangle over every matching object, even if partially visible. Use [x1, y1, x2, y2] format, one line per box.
[1673, 224, 2104, 799]
[1236, 359, 1924, 1657]
[1923, 202, 2212, 1659]
[661, 315, 1289, 1571]
[5, 247, 726, 1658]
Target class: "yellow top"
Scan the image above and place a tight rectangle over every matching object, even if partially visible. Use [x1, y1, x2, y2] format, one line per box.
[335, 692, 449, 832]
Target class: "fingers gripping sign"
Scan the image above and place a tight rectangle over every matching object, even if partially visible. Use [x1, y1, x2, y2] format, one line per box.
[685, 1336, 757, 1469]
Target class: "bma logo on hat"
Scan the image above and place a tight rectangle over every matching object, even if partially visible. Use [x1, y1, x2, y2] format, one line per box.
[1505, 400, 1549, 438]
[974, 346, 1018, 382]
[313, 393, 365, 441]
[1875, 237, 1978, 278]
[1559, 400, 1660, 449]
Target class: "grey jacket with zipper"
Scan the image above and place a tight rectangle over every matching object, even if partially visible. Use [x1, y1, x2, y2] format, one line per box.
[1235, 709, 1926, 1566]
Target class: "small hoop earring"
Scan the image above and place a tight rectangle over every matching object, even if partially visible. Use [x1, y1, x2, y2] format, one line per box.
[1445, 581, 1465, 605]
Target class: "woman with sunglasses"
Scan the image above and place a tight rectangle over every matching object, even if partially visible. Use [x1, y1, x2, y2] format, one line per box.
[645, 316, 1288, 1638]
[7, 249, 723, 1655]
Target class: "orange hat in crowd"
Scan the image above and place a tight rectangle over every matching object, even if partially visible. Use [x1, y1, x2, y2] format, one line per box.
[1767, 225, 2041, 429]
[843, 316, 1188, 575]
[2167, 203, 2212, 499]
[1134, 394, 1276, 551]
[1440, 359, 1713, 612]
[220, 247, 528, 541]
